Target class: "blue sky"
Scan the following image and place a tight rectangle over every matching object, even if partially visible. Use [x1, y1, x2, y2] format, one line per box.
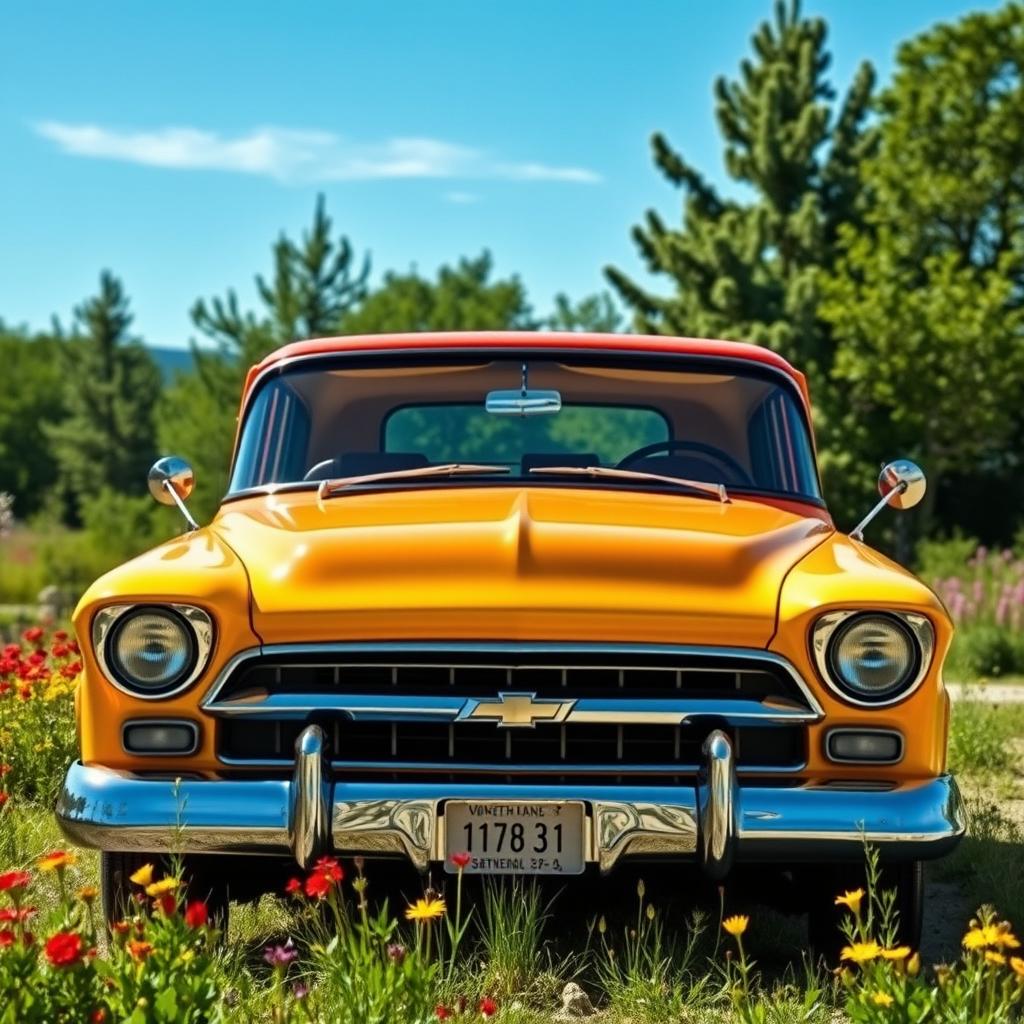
[0, 0, 1000, 349]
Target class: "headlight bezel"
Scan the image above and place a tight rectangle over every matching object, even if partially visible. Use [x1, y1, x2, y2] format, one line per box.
[811, 610, 934, 707]
[93, 603, 214, 699]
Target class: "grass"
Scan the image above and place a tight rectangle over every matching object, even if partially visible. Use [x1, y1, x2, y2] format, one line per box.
[2, 696, 1022, 1020]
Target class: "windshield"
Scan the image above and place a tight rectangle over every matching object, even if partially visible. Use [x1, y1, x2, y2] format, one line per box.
[228, 355, 821, 502]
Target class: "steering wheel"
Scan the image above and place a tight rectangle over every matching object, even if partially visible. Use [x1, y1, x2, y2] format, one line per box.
[616, 439, 754, 486]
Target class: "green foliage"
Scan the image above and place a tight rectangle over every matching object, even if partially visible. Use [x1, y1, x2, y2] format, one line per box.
[820, 4, 1024, 541]
[339, 252, 536, 334]
[43, 273, 162, 517]
[948, 701, 1024, 776]
[950, 627, 1024, 679]
[0, 330, 66, 519]
[159, 195, 370, 522]
[547, 292, 623, 333]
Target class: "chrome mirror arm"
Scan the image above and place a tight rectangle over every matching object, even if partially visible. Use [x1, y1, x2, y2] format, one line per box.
[161, 479, 200, 531]
[850, 483, 906, 541]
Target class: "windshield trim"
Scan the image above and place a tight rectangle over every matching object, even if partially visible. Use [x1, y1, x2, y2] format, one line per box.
[225, 347, 823, 503]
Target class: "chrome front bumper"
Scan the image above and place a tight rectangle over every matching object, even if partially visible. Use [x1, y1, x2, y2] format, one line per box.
[57, 727, 966, 874]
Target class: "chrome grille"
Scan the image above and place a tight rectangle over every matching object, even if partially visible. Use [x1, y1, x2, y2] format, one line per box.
[207, 643, 816, 777]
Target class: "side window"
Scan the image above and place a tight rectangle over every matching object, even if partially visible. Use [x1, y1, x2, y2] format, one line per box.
[231, 381, 311, 489]
[748, 393, 816, 496]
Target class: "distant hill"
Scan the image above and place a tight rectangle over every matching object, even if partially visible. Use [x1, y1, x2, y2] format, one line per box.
[147, 346, 196, 382]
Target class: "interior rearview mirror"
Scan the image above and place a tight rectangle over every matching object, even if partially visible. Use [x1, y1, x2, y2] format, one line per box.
[485, 389, 562, 417]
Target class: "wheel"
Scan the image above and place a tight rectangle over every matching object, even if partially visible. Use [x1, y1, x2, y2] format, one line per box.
[806, 860, 923, 962]
[101, 851, 230, 931]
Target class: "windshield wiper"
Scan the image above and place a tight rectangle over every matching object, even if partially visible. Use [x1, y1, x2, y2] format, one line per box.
[529, 465, 729, 503]
[319, 463, 511, 498]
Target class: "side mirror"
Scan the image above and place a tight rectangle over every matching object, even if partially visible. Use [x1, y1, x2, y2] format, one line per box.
[148, 456, 199, 531]
[850, 459, 926, 541]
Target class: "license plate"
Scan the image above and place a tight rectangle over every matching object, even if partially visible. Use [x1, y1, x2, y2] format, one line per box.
[443, 800, 586, 875]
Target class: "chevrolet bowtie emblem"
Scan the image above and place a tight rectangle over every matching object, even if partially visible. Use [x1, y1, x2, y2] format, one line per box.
[458, 692, 576, 728]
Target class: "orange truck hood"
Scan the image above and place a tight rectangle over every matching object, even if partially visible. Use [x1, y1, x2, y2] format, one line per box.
[212, 487, 832, 647]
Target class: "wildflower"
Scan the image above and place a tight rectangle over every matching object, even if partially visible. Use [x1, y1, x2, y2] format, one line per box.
[44, 930, 84, 967]
[405, 896, 447, 921]
[0, 794, 8, 808]
[38, 850, 77, 873]
[145, 877, 178, 897]
[54, 630, 68, 642]
[722, 914, 749, 937]
[352, 875, 368, 895]
[841, 941, 882, 963]
[986, 950, 1007, 966]
[0, 930, 14, 947]
[835, 889, 865, 914]
[22, 627, 43, 645]
[449, 851, 472, 870]
[646, 904, 656, 921]
[293, 983, 309, 1000]
[127, 940, 153, 961]
[598, 915, 607, 934]
[1010, 956, 1024, 977]
[387, 942, 407, 964]
[90, 1010, 107, 1023]
[0, 907, 34, 923]
[0, 870, 31, 894]
[156, 893, 176, 916]
[184, 901, 208, 929]
[62, 662, 83, 679]
[313, 855, 343, 882]
[129, 863, 154, 887]
[285, 877, 302, 896]
[871, 992, 894, 1008]
[178, 949, 195, 963]
[908, 952, 921, 976]
[637, 878, 646, 900]
[881, 946, 911, 960]
[436, 1007, 452, 1020]
[77, 886, 98, 904]
[304, 872, 333, 900]
[0, 765, 10, 776]
[479, 996, 498, 1017]
[264, 939, 298, 966]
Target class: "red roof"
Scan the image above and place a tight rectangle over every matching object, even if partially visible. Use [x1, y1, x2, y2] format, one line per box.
[243, 332, 810, 407]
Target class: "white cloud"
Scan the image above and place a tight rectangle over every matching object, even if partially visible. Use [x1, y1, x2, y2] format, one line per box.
[34, 121, 601, 185]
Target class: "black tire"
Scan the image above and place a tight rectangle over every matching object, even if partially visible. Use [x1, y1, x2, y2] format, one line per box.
[806, 860, 923, 962]
[100, 851, 230, 932]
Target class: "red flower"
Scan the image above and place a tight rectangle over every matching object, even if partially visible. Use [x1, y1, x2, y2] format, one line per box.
[0, 660, 17, 676]
[17, 686, 31, 701]
[27, 651, 45, 666]
[303, 871, 332, 899]
[127, 939, 153, 961]
[54, 630, 68, 642]
[0, 870, 31, 893]
[314, 855, 344, 882]
[62, 661, 83, 679]
[449, 851, 472, 870]
[2, 644, 19, 659]
[69, 640, 80, 654]
[0, 930, 14, 947]
[90, 1011, 107, 1023]
[157, 893, 176, 916]
[0, 794, 8, 808]
[184, 900, 208, 928]
[479, 997, 498, 1017]
[51, 643, 69, 658]
[284, 877, 302, 896]
[436, 1007, 452, 1020]
[0, 681, 11, 695]
[22, 627, 43, 645]
[111, 920, 130, 937]
[0, 907, 34, 923]
[0, 765, 10, 777]
[45, 930, 84, 967]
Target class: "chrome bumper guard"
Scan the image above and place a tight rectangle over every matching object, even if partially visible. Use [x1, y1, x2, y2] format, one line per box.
[57, 727, 966, 873]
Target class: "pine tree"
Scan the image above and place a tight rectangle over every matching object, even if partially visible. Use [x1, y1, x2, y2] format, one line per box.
[158, 196, 369, 519]
[606, 0, 874, 382]
[45, 273, 161, 514]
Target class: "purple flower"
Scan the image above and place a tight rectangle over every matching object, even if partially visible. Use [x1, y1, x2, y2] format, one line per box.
[264, 938, 299, 967]
[292, 982, 309, 1000]
[387, 942, 407, 964]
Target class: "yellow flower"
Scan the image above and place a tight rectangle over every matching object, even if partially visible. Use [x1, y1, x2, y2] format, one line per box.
[1009, 956, 1024, 978]
[404, 897, 446, 922]
[985, 950, 1007, 966]
[834, 888, 865, 914]
[963, 923, 1019, 950]
[77, 885, 99, 904]
[841, 941, 882, 964]
[881, 946, 912, 960]
[179, 949, 195, 964]
[38, 850, 77, 873]
[130, 863, 154, 887]
[871, 992, 894, 1007]
[908, 953, 921, 976]
[145, 877, 179, 897]
[722, 914, 749, 937]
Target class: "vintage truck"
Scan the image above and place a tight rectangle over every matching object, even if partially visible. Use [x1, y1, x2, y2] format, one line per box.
[57, 332, 965, 947]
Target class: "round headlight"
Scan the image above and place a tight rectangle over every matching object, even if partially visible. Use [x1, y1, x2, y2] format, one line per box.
[108, 608, 197, 695]
[827, 614, 919, 701]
